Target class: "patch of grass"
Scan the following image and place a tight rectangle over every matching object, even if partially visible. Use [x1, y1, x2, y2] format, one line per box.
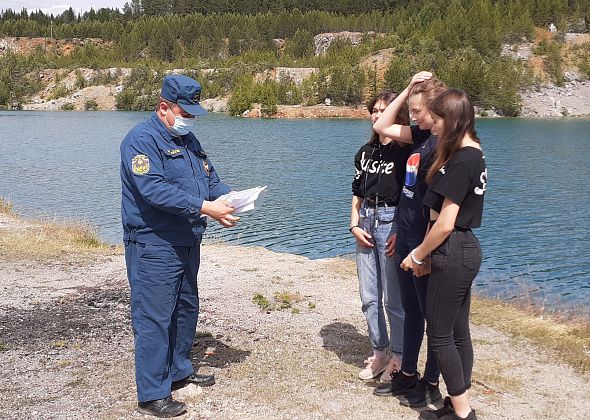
[0, 214, 119, 262]
[308, 302, 316, 310]
[324, 257, 356, 277]
[253, 291, 309, 312]
[273, 291, 303, 310]
[472, 297, 590, 374]
[0, 196, 14, 215]
[0, 343, 8, 351]
[196, 330, 213, 338]
[252, 293, 271, 310]
[51, 340, 67, 348]
[474, 360, 522, 393]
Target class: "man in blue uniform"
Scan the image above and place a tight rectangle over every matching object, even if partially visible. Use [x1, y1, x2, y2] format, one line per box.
[120, 74, 238, 418]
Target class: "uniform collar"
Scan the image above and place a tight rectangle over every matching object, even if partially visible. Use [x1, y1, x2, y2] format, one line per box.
[149, 112, 177, 143]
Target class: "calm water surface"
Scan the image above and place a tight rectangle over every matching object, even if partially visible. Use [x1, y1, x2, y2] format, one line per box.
[1, 111, 589, 311]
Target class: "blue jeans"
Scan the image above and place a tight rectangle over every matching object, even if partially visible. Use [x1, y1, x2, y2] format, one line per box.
[396, 228, 440, 383]
[356, 205, 404, 354]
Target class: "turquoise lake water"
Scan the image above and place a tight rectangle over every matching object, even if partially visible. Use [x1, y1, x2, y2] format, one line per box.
[1, 111, 589, 311]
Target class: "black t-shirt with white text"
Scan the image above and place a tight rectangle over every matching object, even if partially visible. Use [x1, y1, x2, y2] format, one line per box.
[352, 141, 410, 206]
[423, 147, 487, 229]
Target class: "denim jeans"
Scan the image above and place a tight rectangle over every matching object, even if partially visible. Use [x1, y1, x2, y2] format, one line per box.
[356, 204, 404, 354]
[395, 228, 440, 383]
[426, 230, 482, 396]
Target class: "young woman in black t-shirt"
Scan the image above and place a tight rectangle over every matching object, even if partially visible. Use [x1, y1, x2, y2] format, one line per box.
[401, 89, 487, 420]
[350, 91, 410, 382]
[372, 72, 448, 405]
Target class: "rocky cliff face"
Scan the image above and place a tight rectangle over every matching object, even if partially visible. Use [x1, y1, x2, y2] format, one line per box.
[520, 72, 590, 117]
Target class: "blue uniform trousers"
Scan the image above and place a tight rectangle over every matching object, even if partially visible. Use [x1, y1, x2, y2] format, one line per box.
[124, 235, 202, 402]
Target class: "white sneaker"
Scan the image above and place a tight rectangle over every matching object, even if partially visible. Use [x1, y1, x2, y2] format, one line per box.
[358, 354, 391, 380]
[379, 353, 402, 383]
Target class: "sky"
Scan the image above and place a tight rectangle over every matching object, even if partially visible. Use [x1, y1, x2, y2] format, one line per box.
[2, 0, 126, 15]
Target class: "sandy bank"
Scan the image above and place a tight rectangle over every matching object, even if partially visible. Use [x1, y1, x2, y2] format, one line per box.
[0, 213, 589, 419]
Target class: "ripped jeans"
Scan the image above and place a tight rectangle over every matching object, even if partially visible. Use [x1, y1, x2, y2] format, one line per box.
[356, 204, 404, 355]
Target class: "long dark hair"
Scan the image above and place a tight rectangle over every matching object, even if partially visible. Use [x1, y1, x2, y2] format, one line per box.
[366, 91, 410, 145]
[426, 89, 480, 184]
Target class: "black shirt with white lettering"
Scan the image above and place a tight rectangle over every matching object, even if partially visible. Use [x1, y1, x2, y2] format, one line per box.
[352, 141, 410, 206]
[396, 126, 437, 234]
[423, 147, 487, 229]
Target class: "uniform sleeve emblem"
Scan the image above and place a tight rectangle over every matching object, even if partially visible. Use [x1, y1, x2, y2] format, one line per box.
[131, 154, 150, 175]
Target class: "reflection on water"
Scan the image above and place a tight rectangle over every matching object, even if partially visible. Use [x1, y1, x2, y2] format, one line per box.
[1, 111, 589, 311]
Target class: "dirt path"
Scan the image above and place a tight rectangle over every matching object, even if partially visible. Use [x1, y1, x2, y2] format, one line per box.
[0, 215, 588, 419]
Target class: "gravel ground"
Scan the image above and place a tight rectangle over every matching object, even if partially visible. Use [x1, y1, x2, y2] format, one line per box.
[1, 215, 589, 419]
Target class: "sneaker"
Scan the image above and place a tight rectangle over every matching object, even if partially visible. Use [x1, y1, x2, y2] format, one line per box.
[373, 370, 419, 397]
[358, 354, 391, 380]
[423, 410, 477, 420]
[419, 397, 458, 419]
[399, 378, 442, 408]
[379, 353, 402, 383]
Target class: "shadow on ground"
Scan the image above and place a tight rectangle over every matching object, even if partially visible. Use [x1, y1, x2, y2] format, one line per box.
[319, 321, 371, 368]
[191, 336, 250, 370]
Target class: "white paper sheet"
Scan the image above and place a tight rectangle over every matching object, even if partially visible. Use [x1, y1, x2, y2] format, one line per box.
[216, 186, 267, 214]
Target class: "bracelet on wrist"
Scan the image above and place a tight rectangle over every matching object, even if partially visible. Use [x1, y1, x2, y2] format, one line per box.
[410, 249, 423, 265]
[349, 225, 359, 233]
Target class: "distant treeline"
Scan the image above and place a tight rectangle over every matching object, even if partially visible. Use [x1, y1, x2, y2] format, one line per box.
[1, 1, 589, 115]
[1, 0, 588, 32]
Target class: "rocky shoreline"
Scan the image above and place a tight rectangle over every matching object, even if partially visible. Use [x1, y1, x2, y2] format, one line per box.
[1, 213, 589, 419]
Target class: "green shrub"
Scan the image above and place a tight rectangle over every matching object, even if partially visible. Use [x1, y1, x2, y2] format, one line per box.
[84, 99, 98, 110]
[61, 102, 75, 110]
[50, 85, 70, 100]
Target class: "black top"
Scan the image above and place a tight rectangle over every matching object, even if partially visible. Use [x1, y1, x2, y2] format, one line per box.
[352, 141, 410, 206]
[396, 126, 437, 234]
[423, 146, 487, 229]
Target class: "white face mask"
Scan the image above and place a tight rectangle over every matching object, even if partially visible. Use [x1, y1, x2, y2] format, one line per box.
[167, 109, 195, 136]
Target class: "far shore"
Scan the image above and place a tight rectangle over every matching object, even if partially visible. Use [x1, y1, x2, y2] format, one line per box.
[0, 210, 589, 419]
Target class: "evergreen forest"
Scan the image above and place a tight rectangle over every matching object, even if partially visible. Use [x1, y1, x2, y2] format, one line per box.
[1, 0, 589, 116]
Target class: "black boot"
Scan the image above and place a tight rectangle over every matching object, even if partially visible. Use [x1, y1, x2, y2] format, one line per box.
[172, 373, 215, 390]
[137, 396, 186, 418]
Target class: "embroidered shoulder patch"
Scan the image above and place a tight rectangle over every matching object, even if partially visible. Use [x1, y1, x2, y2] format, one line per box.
[132, 154, 150, 175]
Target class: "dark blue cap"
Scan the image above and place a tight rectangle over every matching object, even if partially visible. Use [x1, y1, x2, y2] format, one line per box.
[160, 74, 207, 116]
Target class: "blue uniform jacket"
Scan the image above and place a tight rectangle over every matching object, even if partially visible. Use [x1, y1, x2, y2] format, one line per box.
[120, 113, 231, 246]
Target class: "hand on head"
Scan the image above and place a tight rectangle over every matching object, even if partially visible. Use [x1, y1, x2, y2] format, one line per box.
[410, 71, 433, 87]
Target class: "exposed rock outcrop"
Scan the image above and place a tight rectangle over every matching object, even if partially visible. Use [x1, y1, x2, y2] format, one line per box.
[520, 73, 590, 117]
[313, 31, 383, 56]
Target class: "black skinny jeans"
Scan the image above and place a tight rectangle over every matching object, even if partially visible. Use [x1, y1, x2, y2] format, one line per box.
[426, 229, 482, 396]
[395, 228, 440, 384]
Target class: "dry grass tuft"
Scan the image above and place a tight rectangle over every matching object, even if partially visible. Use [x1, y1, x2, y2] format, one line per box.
[473, 360, 523, 393]
[324, 257, 356, 277]
[0, 215, 120, 262]
[0, 197, 15, 215]
[471, 297, 590, 374]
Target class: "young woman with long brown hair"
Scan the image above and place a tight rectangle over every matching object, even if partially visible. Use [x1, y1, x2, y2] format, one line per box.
[372, 72, 447, 407]
[350, 91, 411, 382]
[401, 89, 487, 420]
